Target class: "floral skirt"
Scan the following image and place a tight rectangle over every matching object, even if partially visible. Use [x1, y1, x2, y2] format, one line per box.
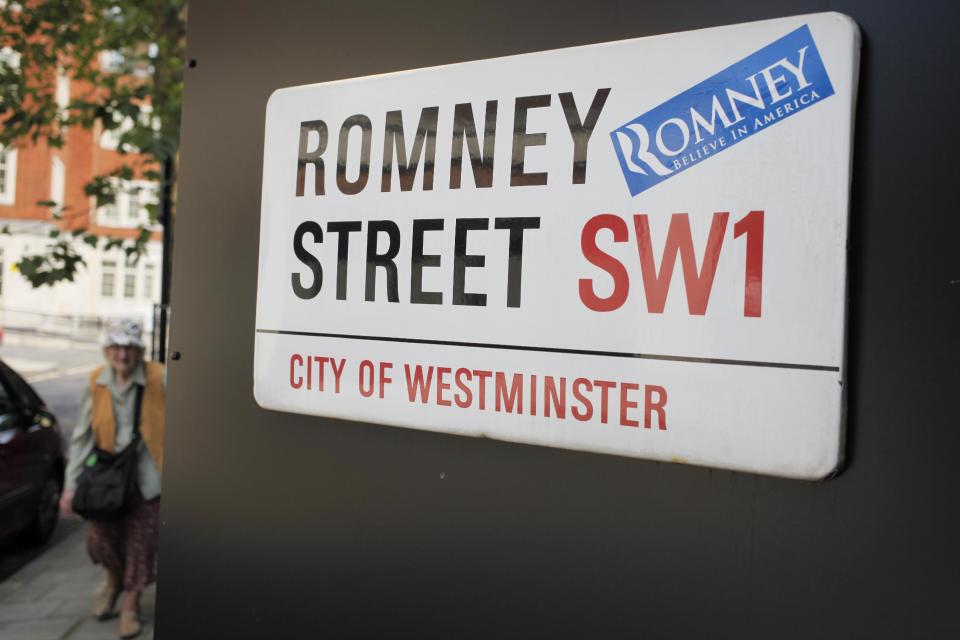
[87, 496, 160, 592]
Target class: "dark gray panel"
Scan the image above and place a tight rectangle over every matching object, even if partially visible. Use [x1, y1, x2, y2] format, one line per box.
[157, 1, 960, 637]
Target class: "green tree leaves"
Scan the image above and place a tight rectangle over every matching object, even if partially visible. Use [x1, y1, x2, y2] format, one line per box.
[0, 0, 185, 288]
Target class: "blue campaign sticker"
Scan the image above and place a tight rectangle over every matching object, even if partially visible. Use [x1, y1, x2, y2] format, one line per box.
[611, 25, 835, 196]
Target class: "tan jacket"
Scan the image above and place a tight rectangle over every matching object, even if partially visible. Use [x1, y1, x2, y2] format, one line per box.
[90, 360, 166, 471]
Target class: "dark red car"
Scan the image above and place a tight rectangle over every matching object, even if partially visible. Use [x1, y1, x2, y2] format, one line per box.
[0, 359, 64, 545]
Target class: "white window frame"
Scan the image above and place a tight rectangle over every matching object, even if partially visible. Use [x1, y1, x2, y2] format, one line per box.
[123, 265, 137, 299]
[50, 156, 66, 209]
[97, 178, 160, 228]
[143, 262, 156, 300]
[126, 186, 146, 224]
[101, 260, 117, 298]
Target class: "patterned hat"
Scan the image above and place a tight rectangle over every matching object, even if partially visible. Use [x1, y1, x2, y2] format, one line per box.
[101, 317, 145, 348]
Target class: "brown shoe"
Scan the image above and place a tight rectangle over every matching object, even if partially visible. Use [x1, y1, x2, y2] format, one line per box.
[91, 581, 121, 620]
[119, 610, 142, 639]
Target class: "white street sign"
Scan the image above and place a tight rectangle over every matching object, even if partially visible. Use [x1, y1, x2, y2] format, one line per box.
[255, 12, 860, 479]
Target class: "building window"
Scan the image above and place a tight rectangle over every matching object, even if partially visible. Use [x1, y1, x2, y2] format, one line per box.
[99, 50, 126, 73]
[101, 260, 116, 297]
[97, 177, 122, 225]
[97, 179, 160, 228]
[0, 146, 17, 205]
[123, 266, 136, 299]
[143, 262, 155, 299]
[50, 157, 65, 209]
[126, 186, 146, 224]
[100, 199, 120, 224]
[134, 184, 158, 226]
[99, 114, 126, 151]
[99, 104, 154, 152]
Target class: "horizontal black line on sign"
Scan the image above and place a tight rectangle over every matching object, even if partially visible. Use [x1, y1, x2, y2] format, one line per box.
[256, 328, 841, 372]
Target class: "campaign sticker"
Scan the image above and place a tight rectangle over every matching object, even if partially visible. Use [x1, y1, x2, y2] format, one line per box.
[611, 24, 835, 196]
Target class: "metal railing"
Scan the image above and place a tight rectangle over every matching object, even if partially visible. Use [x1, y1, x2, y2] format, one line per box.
[151, 303, 170, 362]
[0, 305, 169, 358]
[0, 307, 106, 342]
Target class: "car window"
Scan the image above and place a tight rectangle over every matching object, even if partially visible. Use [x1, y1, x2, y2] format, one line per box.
[0, 361, 43, 411]
[0, 368, 14, 413]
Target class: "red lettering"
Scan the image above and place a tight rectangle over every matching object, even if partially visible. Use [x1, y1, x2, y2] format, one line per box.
[404, 364, 434, 403]
[290, 354, 303, 389]
[330, 358, 346, 393]
[495, 372, 523, 414]
[619, 382, 639, 428]
[312, 356, 328, 391]
[529, 374, 537, 416]
[544, 376, 566, 419]
[633, 212, 728, 314]
[645, 385, 668, 430]
[571, 378, 593, 421]
[454, 368, 473, 408]
[579, 214, 630, 312]
[436, 366, 452, 406]
[379, 361, 392, 398]
[359, 360, 375, 397]
[472, 369, 492, 410]
[593, 379, 616, 424]
[734, 210, 764, 317]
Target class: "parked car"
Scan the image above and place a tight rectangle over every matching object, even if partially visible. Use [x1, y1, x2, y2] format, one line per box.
[0, 359, 64, 545]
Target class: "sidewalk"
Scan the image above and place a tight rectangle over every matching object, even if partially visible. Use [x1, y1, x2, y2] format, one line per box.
[0, 523, 156, 640]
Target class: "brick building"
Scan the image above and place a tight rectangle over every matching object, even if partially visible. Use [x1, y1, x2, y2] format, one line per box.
[0, 49, 162, 337]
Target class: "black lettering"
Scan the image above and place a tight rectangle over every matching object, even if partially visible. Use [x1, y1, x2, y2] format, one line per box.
[450, 101, 497, 189]
[494, 217, 541, 308]
[326, 221, 362, 300]
[411, 219, 444, 304]
[510, 94, 550, 187]
[292, 221, 323, 299]
[365, 220, 400, 302]
[453, 218, 488, 306]
[337, 115, 372, 195]
[559, 88, 610, 184]
[381, 107, 440, 192]
[297, 120, 327, 196]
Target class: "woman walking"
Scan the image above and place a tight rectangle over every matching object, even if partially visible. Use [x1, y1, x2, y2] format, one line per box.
[60, 318, 165, 639]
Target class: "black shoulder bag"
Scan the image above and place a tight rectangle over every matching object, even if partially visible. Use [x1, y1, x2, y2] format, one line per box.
[72, 385, 144, 521]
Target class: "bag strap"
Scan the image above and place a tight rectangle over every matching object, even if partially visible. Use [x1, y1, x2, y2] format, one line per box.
[131, 383, 145, 443]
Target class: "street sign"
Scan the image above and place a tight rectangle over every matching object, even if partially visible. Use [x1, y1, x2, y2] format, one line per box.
[254, 12, 859, 479]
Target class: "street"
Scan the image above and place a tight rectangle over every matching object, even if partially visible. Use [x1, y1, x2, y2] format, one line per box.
[1, 334, 104, 440]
